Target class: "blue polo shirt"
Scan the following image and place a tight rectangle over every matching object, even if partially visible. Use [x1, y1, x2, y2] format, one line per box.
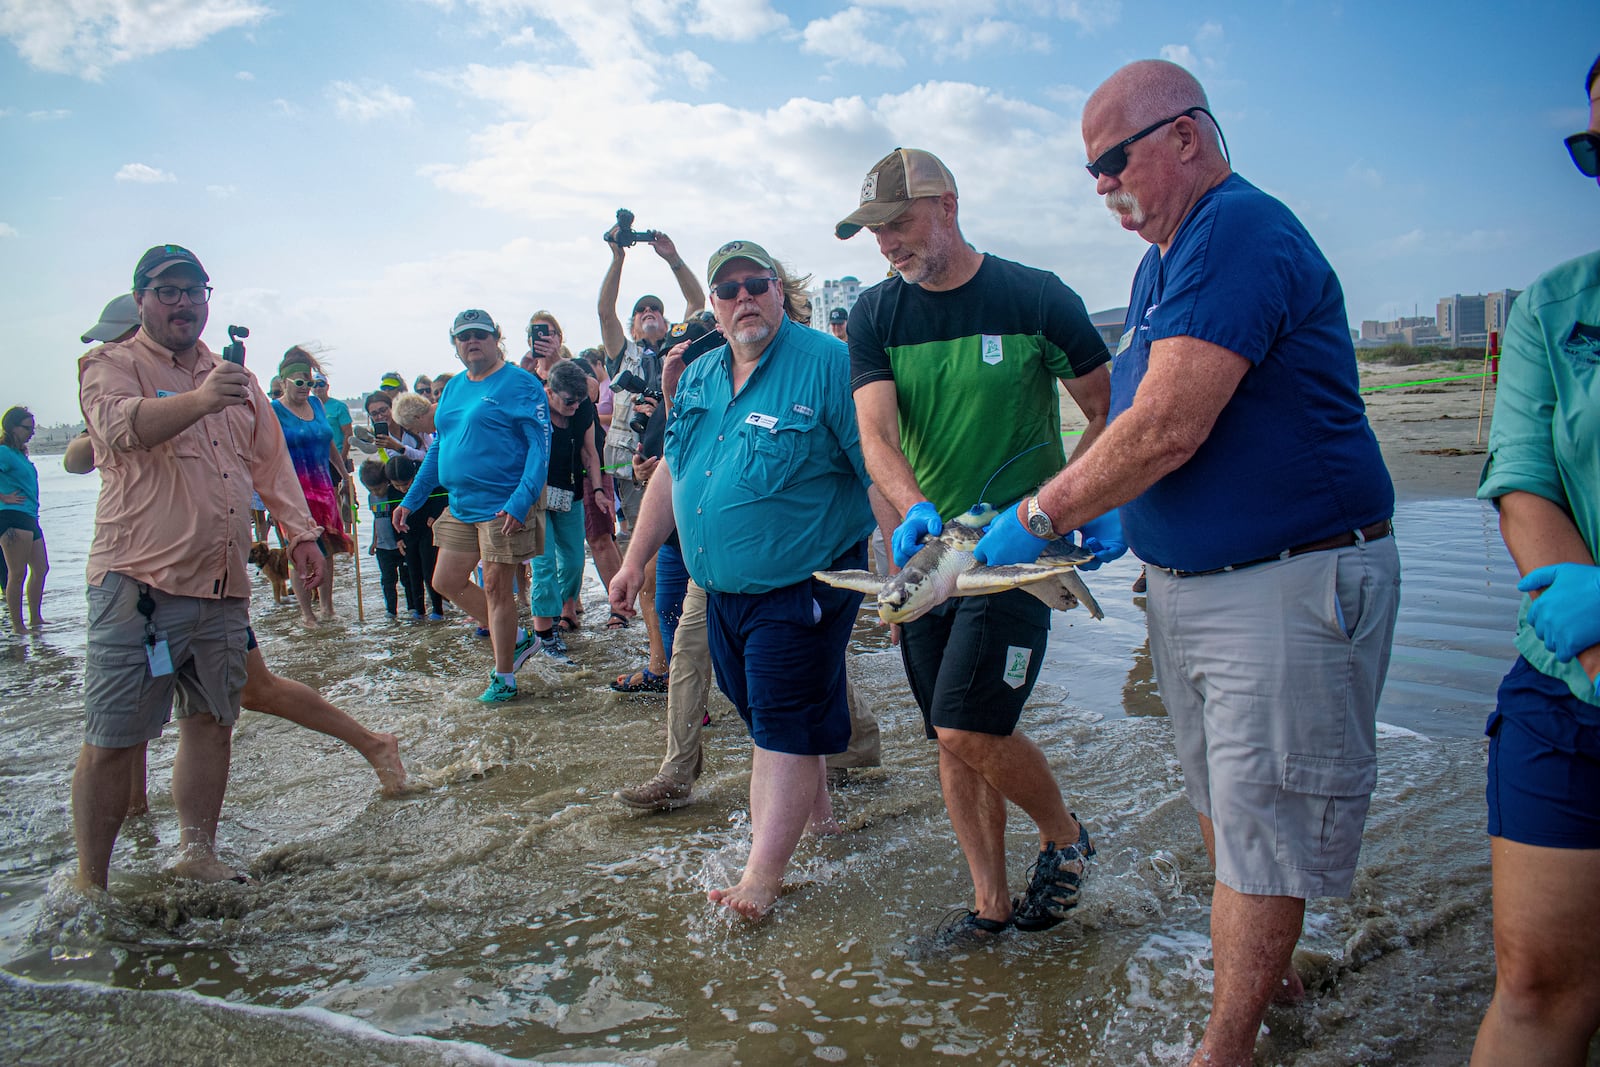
[1110, 174, 1393, 573]
[666, 316, 875, 595]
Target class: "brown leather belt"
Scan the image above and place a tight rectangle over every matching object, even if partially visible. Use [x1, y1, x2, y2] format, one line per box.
[1167, 519, 1393, 579]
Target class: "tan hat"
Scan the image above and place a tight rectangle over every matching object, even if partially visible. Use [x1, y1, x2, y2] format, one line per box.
[835, 148, 958, 239]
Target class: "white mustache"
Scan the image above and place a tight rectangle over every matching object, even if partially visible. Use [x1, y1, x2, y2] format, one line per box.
[1105, 190, 1144, 222]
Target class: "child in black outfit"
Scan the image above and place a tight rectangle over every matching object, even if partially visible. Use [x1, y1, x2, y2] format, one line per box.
[385, 455, 447, 620]
[358, 459, 411, 618]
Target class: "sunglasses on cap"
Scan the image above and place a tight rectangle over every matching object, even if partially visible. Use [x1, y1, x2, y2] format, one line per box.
[710, 276, 778, 301]
[457, 329, 493, 341]
[1085, 106, 1225, 179]
[1566, 131, 1600, 178]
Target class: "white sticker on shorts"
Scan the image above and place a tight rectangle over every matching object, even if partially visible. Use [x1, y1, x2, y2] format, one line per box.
[1002, 645, 1031, 689]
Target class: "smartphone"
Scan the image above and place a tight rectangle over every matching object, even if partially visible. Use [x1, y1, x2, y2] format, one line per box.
[373, 419, 389, 438]
[529, 323, 551, 343]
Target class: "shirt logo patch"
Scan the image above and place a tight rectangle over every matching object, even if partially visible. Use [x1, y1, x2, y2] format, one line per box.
[791, 403, 814, 417]
[1562, 322, 1600, 366]
[860, 173, 879, 203]
[745, 412, 778, 432]
[156, 389, 175, 398]
[1002, 646, 1031, 689]
[981, 335, 1003, 366]
[1115, 328, 1134, 356]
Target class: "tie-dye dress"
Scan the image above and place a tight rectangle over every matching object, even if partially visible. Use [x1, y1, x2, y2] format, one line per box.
[271, 396, 351, 553]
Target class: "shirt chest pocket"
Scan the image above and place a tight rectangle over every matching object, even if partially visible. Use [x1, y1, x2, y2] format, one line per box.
[736, 416, 814, 493]
[170, 409, 248, 461]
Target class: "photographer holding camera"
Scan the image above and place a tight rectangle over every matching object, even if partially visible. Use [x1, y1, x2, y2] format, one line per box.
[596, 210, 704, 676]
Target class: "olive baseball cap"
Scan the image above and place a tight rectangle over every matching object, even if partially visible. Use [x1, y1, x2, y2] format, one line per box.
[450, 308, 498, 337]
[705, 240, 778, 283]
[835, 148, 958, 239]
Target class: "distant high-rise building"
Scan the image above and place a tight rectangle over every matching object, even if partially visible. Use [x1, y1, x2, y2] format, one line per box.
[1483, 289, 1522, 337]
[1438, 293, 1489, 346]
[810, 276, 863, 332]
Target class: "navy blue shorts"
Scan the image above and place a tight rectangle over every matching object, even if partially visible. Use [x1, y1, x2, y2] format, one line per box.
[705, 541, 867, 756]
[0, 509, 42, 539]
[1486, 656, 1600, 849]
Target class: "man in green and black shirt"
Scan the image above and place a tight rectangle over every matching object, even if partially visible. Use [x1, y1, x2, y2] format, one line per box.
[839, 148, 1113, 937]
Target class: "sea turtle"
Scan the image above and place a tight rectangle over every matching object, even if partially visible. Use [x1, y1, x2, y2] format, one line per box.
[815, 506, 1103, 625]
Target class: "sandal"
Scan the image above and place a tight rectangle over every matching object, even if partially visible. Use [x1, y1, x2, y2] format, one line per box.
[556, 615, 579, 633]
[605, 611, 630, 630]
[611, 667, 669, 693]
[1013, 818, 1096, 932]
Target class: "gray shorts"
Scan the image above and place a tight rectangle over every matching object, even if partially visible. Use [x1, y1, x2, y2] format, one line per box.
[82, 572, 251, 749]
[1146, 536, 1401, 898]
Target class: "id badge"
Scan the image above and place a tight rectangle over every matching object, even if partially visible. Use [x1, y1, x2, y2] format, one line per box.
[146, 634, 174, 677]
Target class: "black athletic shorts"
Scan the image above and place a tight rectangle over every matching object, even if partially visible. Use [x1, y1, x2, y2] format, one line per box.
[900, 587, 1050, 739]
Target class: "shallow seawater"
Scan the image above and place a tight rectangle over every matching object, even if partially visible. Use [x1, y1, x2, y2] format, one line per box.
[0, 470, 1536, 1064]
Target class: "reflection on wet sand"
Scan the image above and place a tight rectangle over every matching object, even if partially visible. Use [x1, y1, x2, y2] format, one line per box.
[0, 480, 1560, 1064]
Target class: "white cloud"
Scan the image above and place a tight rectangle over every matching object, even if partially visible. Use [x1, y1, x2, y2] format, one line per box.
[1195, 20, 1222, 42]
[801, 8, 905, 69]
[0, 0, 271, 80]
[684, 0, 786, 42]
[329, 81, 415, 121]
[236, 69, 254, 80]
[206, 184, 238, 198]
[1159, 43, 1196, 68]
[27, 108, 70, 120]
[0, 222, 17, 238]
[1347, 161, 1382, 188]
[114, 162, 176, 183]
[1047, 0, 1121, 32]
[270, 97, 298, 117]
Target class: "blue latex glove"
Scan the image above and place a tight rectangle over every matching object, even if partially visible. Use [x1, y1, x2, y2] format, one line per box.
[1518, 562, 1600, 662]
[973, 502, 1048, 566]
[1074, 509, 1128, 571]
[891, 501, 944, 568]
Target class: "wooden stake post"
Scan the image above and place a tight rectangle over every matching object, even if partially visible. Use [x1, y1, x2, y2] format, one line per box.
[1476, 329, 1499, 446]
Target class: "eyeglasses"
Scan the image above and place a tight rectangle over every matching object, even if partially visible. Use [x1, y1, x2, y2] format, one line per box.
[286, 378, 310, 388]
[312, 378, 328, 387]
[711, 276, 778, 301]
[1085, 107, 1224, 179]
[1566, 131, 1600, 178]
[634, 303, 664, 316]
[554, 392, 583, 406]
[457, 329, 492, 341]
[143, 284, 214, 306]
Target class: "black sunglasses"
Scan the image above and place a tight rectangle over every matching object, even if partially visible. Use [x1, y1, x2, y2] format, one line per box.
[1566, 131, 1599, 178]
[457, 329, 493, 341]
[1086, 106, 1227, 179]
[711, 276, 777, 301]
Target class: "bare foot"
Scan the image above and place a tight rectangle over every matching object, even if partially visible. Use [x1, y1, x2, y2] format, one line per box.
[708, 873, 781, 920]
[807, 815, 842, 837]
[321, 610, 340, 622]
[298, 614, 320, 630]
[171, 853, 254, 884]
[362, 732, 408, 796]
[125, 795, 150, 818]
[1273, 962, 1307, 1005]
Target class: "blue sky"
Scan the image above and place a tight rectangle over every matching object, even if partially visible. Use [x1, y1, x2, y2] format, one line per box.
[1, 0, 1596, 424]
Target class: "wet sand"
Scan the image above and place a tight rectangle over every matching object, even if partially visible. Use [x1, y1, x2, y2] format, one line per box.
[2, 358, 1565, 1066]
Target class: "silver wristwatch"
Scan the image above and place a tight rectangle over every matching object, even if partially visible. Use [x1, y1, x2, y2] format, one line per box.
[1024, 496, 1056, 539]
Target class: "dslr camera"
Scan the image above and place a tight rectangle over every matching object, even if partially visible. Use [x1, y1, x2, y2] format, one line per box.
[605, 208, 659, 249]
[612, 368, 664, 435]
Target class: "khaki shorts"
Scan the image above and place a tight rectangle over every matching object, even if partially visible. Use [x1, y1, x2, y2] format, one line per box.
[83, 572, 251, 749]
[432, 505, 544, 564]
[1146, 537, 1401, 899]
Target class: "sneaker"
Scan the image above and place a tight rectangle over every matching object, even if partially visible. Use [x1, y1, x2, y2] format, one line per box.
[410, 610, 424, 620]
[614, 774, 694, 811]
[538, 641, 573, 666]
[427, 612, 444, 622]
[1013, 819, 1096, 932]
[541, 629, 568, 656]
[478, 675, 518, 703]
[511, 631, 541, 672]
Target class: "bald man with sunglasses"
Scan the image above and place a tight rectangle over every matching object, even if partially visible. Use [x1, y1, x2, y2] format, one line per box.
[974, 60, 1400, 1067]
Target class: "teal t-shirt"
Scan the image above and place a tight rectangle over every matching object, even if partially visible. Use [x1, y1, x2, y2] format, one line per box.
[323, 396, 353, 440]
[667, 317, 875, 594]
[1479, 249, 1600, 707]
[0, 446, 39, 518]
